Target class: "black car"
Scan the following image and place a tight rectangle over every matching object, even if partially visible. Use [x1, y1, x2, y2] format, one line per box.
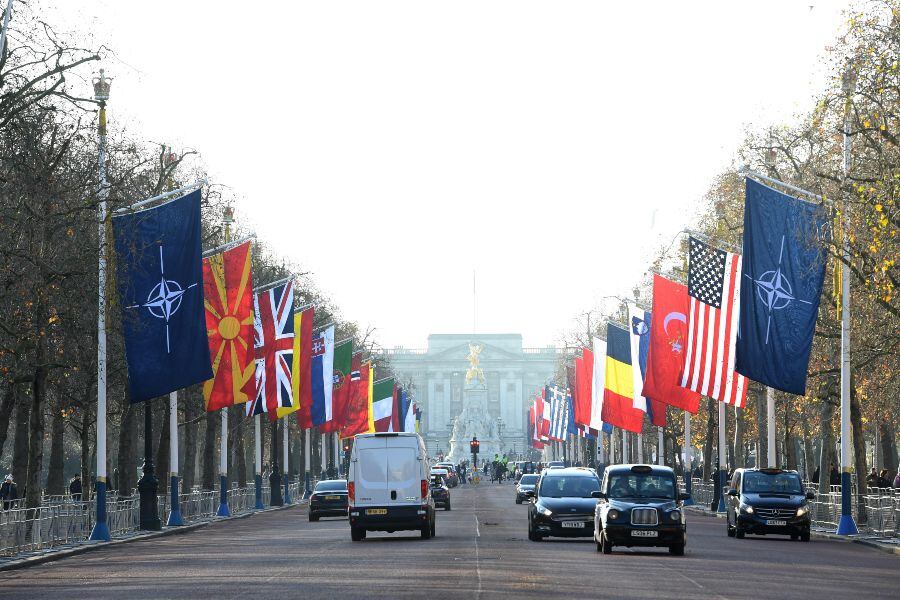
[430, 475, 451, 510]
[515, 474, 540, 504]
[725, 468, 813, 541]
[309, 479, 349, 521]
[594, 464, 689, 555]
[526, 467, 601, 541]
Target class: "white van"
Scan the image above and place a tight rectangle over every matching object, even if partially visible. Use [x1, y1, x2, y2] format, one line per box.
[347, 432, 436, 541]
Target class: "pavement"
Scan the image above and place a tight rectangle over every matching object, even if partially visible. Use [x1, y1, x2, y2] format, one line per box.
[0, 483, 897, 599]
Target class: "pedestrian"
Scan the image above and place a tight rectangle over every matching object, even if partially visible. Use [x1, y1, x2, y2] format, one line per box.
[865, 467, 879, 489]
[877, 469, 890, 489]
[829, 463, 840, 486]
[69, 474, 83, 501]
[893, 469, 900, 489]
[1, 474, 19, 510]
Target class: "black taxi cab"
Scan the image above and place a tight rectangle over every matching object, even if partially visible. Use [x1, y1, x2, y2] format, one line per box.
[593, 464, 690, 555]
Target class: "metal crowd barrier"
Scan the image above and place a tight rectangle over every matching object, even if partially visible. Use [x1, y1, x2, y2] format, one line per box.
[0, 476, 316, 559]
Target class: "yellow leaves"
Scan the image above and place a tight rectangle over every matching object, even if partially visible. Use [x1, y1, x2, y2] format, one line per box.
[875, 203, 883, 212]
[864, 119, 872, 128]
[869, 244, 878, 253]
[879, 216, 888, 228]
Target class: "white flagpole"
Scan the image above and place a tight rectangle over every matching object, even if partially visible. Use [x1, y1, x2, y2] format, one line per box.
[837, 65, 858, 535]
[683, 412, 694, 505]
[165, 391, 183, 525]
[766, 387, 776, 468]
[622, 430, 628, 464]
[89, 70, 112, 542]
[304, 428, 312, 498]
[717, 402, 727, 512]
[637, 432, 644, 463]
[253, 413, 263, 509]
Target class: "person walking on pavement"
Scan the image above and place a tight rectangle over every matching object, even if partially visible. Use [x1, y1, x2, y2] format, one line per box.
[1, 474, 19, 510]
[69, 474, 83, 502]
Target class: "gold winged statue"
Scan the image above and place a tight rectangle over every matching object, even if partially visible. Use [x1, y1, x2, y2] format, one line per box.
[465, 343, 485, 384]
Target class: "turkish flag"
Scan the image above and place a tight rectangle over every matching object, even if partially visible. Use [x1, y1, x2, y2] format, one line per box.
[643, 275, 701, 413]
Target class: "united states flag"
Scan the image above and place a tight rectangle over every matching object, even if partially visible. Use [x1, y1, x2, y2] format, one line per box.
[680, 237, 747, 407]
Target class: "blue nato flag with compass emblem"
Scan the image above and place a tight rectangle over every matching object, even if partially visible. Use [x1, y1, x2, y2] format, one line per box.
[112, 190, 213, 402]
[735, 179, 828, 396]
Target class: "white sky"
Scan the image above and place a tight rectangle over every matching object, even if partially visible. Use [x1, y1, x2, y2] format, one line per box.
[49, 0, 854, 349]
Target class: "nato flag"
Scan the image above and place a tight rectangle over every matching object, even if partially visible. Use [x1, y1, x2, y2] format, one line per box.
[112, 190, 213, 403]
[735, 179, 827, 396]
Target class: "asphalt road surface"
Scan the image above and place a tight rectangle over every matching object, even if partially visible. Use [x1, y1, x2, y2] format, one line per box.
[1, 483, 897, 599]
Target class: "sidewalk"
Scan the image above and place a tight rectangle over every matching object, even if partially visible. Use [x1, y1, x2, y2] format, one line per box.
[684, 504, 900, 556]
[0, 501, 306, 573]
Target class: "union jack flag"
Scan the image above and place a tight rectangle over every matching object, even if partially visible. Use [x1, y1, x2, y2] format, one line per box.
[247, 280, 295, 419]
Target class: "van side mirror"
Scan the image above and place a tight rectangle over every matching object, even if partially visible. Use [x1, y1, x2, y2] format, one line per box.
[591, 491, 606, 499]
[805, 491, 816, 500]
[524, 489, 535, 498]
[727, 488, 738, 497]
[678, 492, 692, 502]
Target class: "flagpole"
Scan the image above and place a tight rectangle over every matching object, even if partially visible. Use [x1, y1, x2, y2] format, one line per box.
[282, 419, 291, 504]
[254, 414, 263, 509]
[716, 402, 727, 512]
[682, 412, 694, 505]
[303, 428, 312, 499]
[837, 65, 858, 535]
[89, 69, 112, 542]
[166, 391, 183, 525]
[216, 209, 233, 518]
[622, 430, 628, 464]
[766, 387, 776, 468]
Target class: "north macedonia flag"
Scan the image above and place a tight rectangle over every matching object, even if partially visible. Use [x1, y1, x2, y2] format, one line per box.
[202, 240, 256, 411]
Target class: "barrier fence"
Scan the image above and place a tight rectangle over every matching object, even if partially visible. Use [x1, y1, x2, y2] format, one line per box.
[680, 477, 899, 538]
[0, 477, 316, 559]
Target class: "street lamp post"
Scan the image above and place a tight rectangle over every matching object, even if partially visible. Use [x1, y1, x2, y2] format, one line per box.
[216, 207, 234, 518]
[269, 420, 283, 506]
[138, 398, 161, 530]
[89, 69, 112, 542]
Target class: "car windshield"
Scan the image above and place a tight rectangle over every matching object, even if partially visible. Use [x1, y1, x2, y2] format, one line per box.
[315, 481, 347, 492]
[742, 472, 803, 494]
[430, 476, 446, 486]
[538, 475, 600, 498]
[606, 473, 675, 499]
[519, 475, 539, 485]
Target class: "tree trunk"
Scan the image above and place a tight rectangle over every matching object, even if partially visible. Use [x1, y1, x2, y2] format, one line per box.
[80, 399, 93, 501]
[25, 365, 47, 509]
[849, 372, 867, 523]
[117, 402, 137, 496]
[182, 389, 199, 492]
[0, 383, 18, 461]
[234, 415, 247, 487]
[801, 411, 815, 481]
[784, 404, 797, 470]
[733, 406, 745, 469]
[46, 402, 65, 495]
[156, 398, 170, 495]
[879, 420, 897, 474]
[755, 387, 767, 468]
[201, 409, 217, 491]
[12, 388, 30, 487]
[702, 397, 715, 480]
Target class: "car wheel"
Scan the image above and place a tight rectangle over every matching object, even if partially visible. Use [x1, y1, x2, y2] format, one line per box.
[527, 519, 542, 542]
[309, 514, 319, 522]
[791, 533, 799, 541]
[431, 518, 436, 538]
[735, 526, 745, 539]
[515, 497, 522, 504]
[801, 530, 810, 542]
[601, 531, 612, 554]
[669, 543, 685, 556]
[350, 526, 366, 541]
[421, 522, 432, 539]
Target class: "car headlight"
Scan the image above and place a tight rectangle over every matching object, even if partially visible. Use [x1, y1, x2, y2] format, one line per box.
[739, 503, 754, 514]
[607, 509, 621, 521]
[537, 506, 553, 517]
[796, 505, 808, 517]
[669, 510, 682, 522]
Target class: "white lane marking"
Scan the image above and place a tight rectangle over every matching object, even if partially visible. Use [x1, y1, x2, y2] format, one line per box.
[474, 507, 482, 599]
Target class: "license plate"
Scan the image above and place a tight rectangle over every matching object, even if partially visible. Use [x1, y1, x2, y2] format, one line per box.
[631, 530, 658, 537]
[766, 519, 787, 526]
[325, 496, 340, 500]
[561, 521, 586, 528]
[366, 509, 387, 515]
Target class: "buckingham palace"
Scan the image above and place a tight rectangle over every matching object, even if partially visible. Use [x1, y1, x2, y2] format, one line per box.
[383, 334, 561, 457]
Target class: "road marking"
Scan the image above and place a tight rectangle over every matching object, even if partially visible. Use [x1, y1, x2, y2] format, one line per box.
[474, 501, 482, 599]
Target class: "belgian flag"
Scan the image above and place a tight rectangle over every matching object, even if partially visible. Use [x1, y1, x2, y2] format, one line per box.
[602, 323, 645, 433]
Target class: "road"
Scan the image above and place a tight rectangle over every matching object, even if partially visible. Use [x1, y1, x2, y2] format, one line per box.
[1, 483, 897, 599]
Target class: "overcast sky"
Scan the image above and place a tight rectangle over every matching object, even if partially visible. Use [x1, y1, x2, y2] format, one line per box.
[49, 1, 854, 349]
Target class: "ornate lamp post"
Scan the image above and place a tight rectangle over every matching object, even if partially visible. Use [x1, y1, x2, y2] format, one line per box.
[89, 68, 112, 541]
[269, 420, 283, 506]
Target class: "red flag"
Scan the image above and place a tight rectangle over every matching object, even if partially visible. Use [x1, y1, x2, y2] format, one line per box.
[574, 350, 593, 427]
[295, 307, 315, 428]
[643, 275, 700, 413]
[201, 241, 255, 411]
[341, 355, 371, 438]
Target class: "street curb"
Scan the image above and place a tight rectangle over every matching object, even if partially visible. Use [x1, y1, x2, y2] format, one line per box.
[0, 501, 305, 573]
[684, 506, 899, 556]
